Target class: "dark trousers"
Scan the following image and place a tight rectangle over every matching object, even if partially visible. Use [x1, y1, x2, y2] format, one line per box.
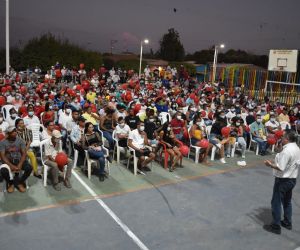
[103, 131, 114, 150]
[253, 136, 268, 154]
[88, 149, 105, 175]
[0, 161, 32, 186]
[271, 177, 297, 227]
[74, 143, 85, 165]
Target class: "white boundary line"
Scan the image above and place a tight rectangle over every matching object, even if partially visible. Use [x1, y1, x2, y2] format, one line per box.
[72, 170, 149, 250]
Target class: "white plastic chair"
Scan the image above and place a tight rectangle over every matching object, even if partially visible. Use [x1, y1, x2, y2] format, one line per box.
[248, 133, 259, 155]
[126, 145, 153, 175]
[112, 130, 127, 164]
[2, 104, 14, 120]
[40, 112, 45, 124]
[40, 139, 67, 187]
[187, 127, 202, 164]
[230, 141, 239, 157]
[84, 147, 110, 180]
[280, 121, 291, 130]
[205, 125, 217, 161]
[97, 125, 110, 148]
[67, 136, 79, 168]
[28, 123, 44, 148]
[158, 112, 171, 125]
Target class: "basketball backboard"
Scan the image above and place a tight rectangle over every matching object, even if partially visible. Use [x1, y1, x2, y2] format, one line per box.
[268, 49, 298, 72]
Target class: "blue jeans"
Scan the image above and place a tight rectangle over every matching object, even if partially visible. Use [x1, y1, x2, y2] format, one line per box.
[253, 136, 268, 154]
[103, 131, 114, 150]
[88, 149, 105, 175]
[208, 133, 219, 146]
[271, 177, 296, 227]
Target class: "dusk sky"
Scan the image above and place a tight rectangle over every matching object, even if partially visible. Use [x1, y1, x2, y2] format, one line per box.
[0, 0, 300, 55]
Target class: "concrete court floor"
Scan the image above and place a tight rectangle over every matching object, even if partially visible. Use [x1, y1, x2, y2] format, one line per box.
[0, 152, 300, 250]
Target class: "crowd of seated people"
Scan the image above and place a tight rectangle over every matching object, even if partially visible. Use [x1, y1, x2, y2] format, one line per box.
[0, 63, 299, 193]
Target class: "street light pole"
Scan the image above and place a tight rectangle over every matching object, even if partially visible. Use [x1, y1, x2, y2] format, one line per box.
[138, 39, 149, 79]
[212, 44, 225, 83]
[6, 0, 10, 75]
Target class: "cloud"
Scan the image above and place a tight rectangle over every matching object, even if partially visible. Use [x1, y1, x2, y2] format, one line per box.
[121, 32, 140, 45]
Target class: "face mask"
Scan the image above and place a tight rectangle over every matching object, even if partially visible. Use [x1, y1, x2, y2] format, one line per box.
[231, 109, 235, 112]
[167, 127, 171, 131]
[11, 113, 17, 118]
[151, 103, 155, 107]
[28, 111, 34, 116]
[191, 108, 197, 112]
[257, 119, 262, 123]
[237, 114, 241, 118]
[49, 106, 53, 110]
[270, 118, 275, 122]
[249, 112, 254, 115]
[36, 103, 40, 106]
[149, 119, 155, 122]
[196, 122, 202, 126]
[177, 116, 182, 120]
[66, 109, 71, 114]
[139, 126, 145, 131]
[220, 115, 225, 119]
[119, 123, 125, 128]
[112, 99, 115, 102]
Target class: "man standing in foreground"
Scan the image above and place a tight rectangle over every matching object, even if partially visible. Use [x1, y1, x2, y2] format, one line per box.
[264, 130, 300, 234]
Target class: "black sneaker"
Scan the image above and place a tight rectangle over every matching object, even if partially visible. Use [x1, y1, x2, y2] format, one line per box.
[263, 224, 281, 235]
[53, 183, 61, 191]
[281, 220, 292, 230]
[143, 166, 151, 172]
[99, 174, 105, 182]
[106, 156, 113, 163]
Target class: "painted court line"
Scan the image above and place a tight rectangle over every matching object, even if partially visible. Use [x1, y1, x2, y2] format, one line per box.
[72, 170, 150, 250]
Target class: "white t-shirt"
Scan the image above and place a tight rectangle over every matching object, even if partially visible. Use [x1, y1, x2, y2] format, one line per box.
[24, 115, 40, 128]
[274, 142, 300, 178]
[144, 68, 151, 77]
[265, 120, 280, 129]
[58, 111, 72, 129]
[115, 124, 131, 139]
[128, 129, 145, 149]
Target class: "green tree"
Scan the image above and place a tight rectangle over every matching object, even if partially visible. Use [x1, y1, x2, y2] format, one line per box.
[158, 28, 185, 61]
[0, 33, 103, 71]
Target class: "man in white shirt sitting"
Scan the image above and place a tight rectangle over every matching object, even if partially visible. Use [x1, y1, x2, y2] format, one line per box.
[6, 108, 20, 127]
[115, 117, 131, 147]
[226, 106, 236, 122]
[264, 130, 300, 234]
[128, 121, 155, 171]
[44, 130, 73, 191]
[265, 113, 280, 135]
[24, 105, 40, 128]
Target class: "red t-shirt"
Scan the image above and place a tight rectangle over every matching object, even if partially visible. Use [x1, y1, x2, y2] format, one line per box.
[170, 118, 185, 135]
